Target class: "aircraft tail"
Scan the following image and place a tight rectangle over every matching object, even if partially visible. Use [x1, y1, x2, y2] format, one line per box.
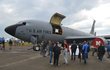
[90, 19, 96, 36]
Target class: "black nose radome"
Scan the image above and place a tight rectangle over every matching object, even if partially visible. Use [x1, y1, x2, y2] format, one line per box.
[5, 25, 17, 36]
[5, 23, 26, 36]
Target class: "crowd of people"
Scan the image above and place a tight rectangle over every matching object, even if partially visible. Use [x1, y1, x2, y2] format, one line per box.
[39, 40, 110, 66]
[1, 37, 110, 66]
[0, 38, 26, 50]
[0, 38, 13, 50]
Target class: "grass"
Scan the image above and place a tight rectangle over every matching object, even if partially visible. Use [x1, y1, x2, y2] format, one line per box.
[4, 42, 33, 47]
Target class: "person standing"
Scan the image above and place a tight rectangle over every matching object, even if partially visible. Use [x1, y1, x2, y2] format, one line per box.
[97, 44, 105, 61]
[48, 41, 54, 65]
[63, 40, 69, 64]
[107, 42, 110, 58]
[71, 41, 77, 61]
[0, 37, 5, 50]
[2, 37, 5, 50]
[9, 39, 13, 50]
[42, 41, 48, 57]
[82, 41, 89, 64]
[53, 42, 61, 66]
[78, 43, 82, 62]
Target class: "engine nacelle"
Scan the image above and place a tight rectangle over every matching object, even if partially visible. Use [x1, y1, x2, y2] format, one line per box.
[91, 37, 107, 48]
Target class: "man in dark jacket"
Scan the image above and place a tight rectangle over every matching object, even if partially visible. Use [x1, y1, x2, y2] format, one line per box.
[9, 39, 13, 50]
[2, 38, 5, 50]
[53, 42, 61, 66]
[71, 41, 77, 61]
[97, 44, 105, 61]
[78, 43, 82, 62]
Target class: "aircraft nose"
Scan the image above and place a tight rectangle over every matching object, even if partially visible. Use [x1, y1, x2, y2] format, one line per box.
[5, 25, 16, 36]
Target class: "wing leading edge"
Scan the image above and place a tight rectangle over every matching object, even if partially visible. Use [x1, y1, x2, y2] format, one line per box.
[65, 36, 96, 43]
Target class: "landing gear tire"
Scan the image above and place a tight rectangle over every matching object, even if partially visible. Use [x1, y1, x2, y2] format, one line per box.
[33, 46, 40, 51]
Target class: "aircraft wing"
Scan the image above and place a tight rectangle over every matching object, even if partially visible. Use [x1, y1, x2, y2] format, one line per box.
[65, 35, 107, 48]
[65, 36, 96, 43]
[100, 35, 110, 39]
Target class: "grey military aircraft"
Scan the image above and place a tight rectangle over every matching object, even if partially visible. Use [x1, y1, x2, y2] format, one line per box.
[5, 13, 110, 51]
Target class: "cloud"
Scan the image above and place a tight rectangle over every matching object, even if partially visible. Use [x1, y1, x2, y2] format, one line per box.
[65, 2, 110, 35]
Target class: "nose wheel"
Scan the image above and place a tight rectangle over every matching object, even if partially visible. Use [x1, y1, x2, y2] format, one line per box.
[33, 44, 40, 51]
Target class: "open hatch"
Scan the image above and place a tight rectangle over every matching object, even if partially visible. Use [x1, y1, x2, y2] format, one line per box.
[50, 13, 66, 35]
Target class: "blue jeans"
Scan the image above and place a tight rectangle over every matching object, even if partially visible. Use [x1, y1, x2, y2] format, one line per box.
[82, 53, 88, 64]
[49, 51, 53, 63]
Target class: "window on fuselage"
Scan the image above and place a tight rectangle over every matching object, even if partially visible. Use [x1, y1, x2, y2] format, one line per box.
[33, 29, 35, 33]
[29, 29, 32, 32]
[52, 25, 62, 35]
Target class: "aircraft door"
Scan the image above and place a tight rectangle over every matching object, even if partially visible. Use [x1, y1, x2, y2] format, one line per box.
[30, 35, 40, 51]
[50, 13, 66, 35]
[30, 35, 38, 44]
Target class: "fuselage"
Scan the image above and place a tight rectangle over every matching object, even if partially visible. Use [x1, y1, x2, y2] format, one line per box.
[5, 20, 93, 43]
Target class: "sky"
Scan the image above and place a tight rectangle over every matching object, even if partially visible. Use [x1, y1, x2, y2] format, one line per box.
[0, 0, 110, 38]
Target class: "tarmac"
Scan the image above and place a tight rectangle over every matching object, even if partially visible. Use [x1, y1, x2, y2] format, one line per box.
[0, 46, 110, 70]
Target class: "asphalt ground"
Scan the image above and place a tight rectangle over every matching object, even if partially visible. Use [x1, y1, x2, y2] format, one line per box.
[0, 46, 110, 70]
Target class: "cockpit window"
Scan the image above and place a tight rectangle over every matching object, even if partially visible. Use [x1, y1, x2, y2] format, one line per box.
[22, 22, 26, 25]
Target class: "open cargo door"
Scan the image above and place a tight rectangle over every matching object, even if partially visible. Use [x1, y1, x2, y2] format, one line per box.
[50, 13, 66, 35]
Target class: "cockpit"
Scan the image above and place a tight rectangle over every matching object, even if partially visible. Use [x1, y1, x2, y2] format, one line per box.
[5, 21, 27, 36]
